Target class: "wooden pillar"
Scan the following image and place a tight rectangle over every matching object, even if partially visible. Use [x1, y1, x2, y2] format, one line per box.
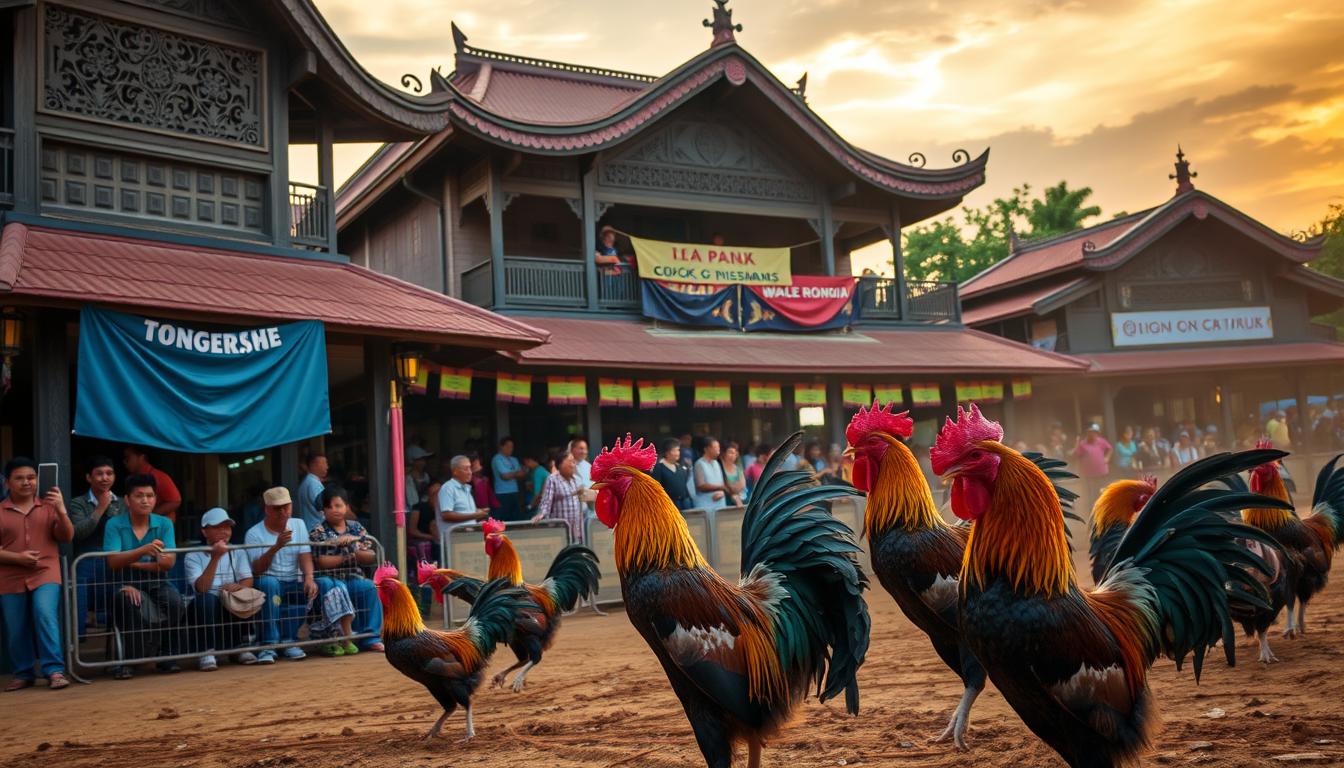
[11, 6, 38, 214]
[487, 157, 506, 309]
[1101, 381, 1117, 439]
[819, 197, 836, 277]
[1003, 392, 1019, 441]
[441, 173, 456, 296]
[279, 443, 299, 494]
[825, 380, 844, 449]
[1219, 383, 1235, 449]
[782, 385, 798, 433]
[317, 116, 336, 254]
[585, 379, 602, 447]
[887, 204, 909, 320]
[1071, 390, 1084, 438]
[581, 164, 600, 311]
[364, 341, 392, 545]
[1294, 371, 1310, 450]
[270, 49, 291, 248]
[32, 311, 71, 499]
[495, 400, 510, 444]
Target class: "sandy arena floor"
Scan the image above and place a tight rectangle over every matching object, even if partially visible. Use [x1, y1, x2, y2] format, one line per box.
[4, 568, 1344, 768]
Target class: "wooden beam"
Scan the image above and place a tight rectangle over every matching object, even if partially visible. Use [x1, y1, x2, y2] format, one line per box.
[32, 310, 71, 500]
[318, 115, 337, 254]
[487, 156, 506, 309]
[828, 181, 857, 201]
[364, 341, 392, 545]
[582, 163, 599, 311]
[288, 49, 318, 88]
[819, 190, 836, 276]
[887, 204, 909, 320]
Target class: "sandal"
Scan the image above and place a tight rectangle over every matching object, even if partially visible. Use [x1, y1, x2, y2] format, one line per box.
[4, 678, 34, 692]
[319, 644, 344, 657]
[47, 673, 70, 690]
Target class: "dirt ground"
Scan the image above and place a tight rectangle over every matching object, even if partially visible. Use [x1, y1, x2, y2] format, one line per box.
[5, 572, 1344, 768]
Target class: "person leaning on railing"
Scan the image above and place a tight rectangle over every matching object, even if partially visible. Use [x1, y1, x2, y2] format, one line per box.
[184, 508, 258, 671]
[103, 473, 186, 679]
[310, 488, 383, 656]
[244, 486, 337, 663]
[0, 457, 74, 691]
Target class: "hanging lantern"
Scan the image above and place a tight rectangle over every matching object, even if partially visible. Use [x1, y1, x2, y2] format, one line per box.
[0, 308, 24, 358]
[393, 348, 421, 387]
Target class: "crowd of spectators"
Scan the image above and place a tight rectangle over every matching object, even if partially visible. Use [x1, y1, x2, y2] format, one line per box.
[0, 448, 386, 692]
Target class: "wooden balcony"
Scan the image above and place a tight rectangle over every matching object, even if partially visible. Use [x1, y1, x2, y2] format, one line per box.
[463, 256, 959, 323]
[288, 181, 330, 250]
[0, 127, 13, 207]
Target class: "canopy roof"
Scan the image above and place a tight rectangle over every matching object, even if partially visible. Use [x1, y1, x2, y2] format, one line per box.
[0, 222, 548, 350]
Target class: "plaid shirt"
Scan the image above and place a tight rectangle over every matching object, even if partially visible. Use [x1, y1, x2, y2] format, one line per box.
[535, 472, 585, 542]
[310, 519, 374, 579]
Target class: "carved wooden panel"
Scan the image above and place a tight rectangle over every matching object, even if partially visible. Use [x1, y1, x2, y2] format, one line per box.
[1119, 279, 1253, 309]
[598, 118, 815, 203]
[41, 142, 266, 235]
[122, 0, 253, 29]
[42, 4, 265, 147]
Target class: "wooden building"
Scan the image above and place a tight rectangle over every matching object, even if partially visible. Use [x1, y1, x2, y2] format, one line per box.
[962, 150, 1344, 464]
[0, 0, 545, 539]
[336, 5, 1084, 457]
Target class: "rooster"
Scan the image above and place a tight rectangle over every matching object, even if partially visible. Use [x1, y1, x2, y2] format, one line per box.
[1242, 446, 1344, 637]
[933, 405, 1287, 768]
[1090, 473, 1293, 664]
[845, 402, 1078, 750]
[373, 563, 539, 742]
[418, 517, 600, 691]
[592, 432, 869, 768]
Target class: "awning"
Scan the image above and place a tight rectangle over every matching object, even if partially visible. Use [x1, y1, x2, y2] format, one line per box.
[1081, 341, 1344, 375]
[0, 222, 548, 350]
[506, 316, 1088, 375]
[961, 276, 1087, 326]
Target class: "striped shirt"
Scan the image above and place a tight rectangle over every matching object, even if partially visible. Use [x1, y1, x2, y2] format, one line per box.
[535, 472, 585, 542]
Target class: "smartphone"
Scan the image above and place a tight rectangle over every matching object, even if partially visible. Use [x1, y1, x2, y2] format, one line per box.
[38, 462, 59, 497]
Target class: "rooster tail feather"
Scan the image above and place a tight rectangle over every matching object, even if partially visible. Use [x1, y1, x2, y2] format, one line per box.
[542, 545, 601, 611]
[462, 578, 538, 654]
[441, 574, 486, 605]
[1309, 453, 1344, 549]
[742, 431, 870, 714]
[1106, 449, 1290, 677]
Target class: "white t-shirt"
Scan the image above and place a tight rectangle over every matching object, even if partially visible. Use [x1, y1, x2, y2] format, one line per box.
[575, 459, 592, 489]
[244, 518, 310, 582]
[185, 549, 253, 596]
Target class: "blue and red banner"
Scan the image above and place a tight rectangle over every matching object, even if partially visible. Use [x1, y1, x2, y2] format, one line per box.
[641, 276, 858, 332]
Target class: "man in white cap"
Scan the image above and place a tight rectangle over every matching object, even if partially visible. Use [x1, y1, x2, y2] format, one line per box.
[185, 508, 256, 670]
[244, 487, 333, 663]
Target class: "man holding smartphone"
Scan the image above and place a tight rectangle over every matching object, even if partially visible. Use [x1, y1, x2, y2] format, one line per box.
[0, 457, 74, 691]
[103, 474, 184, 679]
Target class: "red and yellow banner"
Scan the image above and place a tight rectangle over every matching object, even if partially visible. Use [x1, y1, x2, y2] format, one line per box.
[631, 235, 792, 286]
[547, 375, 587, 405]
[794, 382, 826, 407]
[496, 373, 533, 404]
[598, 378, 634, 407]
[955, 381, 983, 402]
[873, 385, 904, 407]
[910, 382, 941, 408]
[841, 383, 871, 408]
[638, 379, 677, 409]
[407, 364, 429, 395]
[980, 381, 1005, 403]
[436, 366, 472, 400]
[694, 380, 732, 408]
[748, 381, 782, 408]
[1011, 378, 1033, 399]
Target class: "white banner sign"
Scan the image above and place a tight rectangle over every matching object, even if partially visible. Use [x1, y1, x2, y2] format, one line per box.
[1111, 307, 1273, 347]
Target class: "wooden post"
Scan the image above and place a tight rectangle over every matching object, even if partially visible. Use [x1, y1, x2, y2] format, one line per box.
[1101, 381, 1117, 440]
[826, 380, 844, 449]
[495, 400, 510, 444]
[488, 157, 506, 309]
[585, 379, 602, 447]
[32, 311, 71, 500]
[317, 115, 336, 254]
[581, 165, 599, 311]
[1294, 372, 1310, 450]
[270, 50, 291, 248]
[819, 195, 836, 277]
[10, 6, 38, 214]
[279, 443, 299, 495]
[364, 341, 392, 545]
[888, 204, 908, 320]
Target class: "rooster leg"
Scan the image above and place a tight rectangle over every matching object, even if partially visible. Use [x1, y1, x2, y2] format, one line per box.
[747, 739, 762, 768]
[424, 710, 451, 742]
[1257, 631, 1279, 664]
[1296, 601, 1307, 635]
[492, 660, 526, 688]
[1282, 596, 1298, 638]
[588, 596, 608, 617]
[510, 661, 536, 693]
[931, 685, 979, 750]
[457, 705, 475, 743]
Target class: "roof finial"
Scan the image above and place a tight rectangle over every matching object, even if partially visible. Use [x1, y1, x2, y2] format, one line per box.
[1169, 144, 1197, 195]
[703, 0, 742, 47]
[795, 72, 808, 101]
[1006, 219, 1023, 254]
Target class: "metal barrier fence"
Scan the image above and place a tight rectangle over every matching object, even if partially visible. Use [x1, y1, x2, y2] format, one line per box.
[63, 537, 385, 683]
[436, 519, 572, 627]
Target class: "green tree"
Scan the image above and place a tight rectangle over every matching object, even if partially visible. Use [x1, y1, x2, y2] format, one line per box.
[1023, 181, 1102, 238]
[1306, 203, 1344, 338]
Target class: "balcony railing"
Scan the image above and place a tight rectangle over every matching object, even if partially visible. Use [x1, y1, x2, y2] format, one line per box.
[0, 128, 13, 207]
[288, 182, 329, 249]
[597, 268, 641, 309]
[505, 256, 587, 307]
[859, 277, 960, 323]
[462, 260, 494, 308]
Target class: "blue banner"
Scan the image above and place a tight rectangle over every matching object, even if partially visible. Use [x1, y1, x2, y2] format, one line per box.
[641, 277, 858, 332]
[75, 307, 331, 453]
[640, 281, 739, 329]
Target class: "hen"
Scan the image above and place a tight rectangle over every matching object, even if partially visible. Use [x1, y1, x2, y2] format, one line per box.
[419, 517, 600, 691]
[374, 563, 538, 742]
[934, 405, 1286, 768]
[592, 432, 869, 768]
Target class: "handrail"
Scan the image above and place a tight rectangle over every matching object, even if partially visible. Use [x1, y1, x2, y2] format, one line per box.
[288, 181, 329, 249]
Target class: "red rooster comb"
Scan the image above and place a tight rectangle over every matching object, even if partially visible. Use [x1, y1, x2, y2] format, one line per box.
[1255, 437, 1273, 450]
[593, 433, 656, 481]
[931, 404, 1005, 474]
[846, 401, 913, 446]
[415, 560, 439, 585]
[482, 517, 505, 537]
[1141, 474, 1159, 491]
[374, 561, 399, 586]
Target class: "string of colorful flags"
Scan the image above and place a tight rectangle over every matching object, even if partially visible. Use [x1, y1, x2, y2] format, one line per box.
[404, 366, 1034, 409]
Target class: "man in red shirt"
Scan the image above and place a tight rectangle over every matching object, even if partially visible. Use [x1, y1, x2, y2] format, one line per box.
[123, 446, 181, 522]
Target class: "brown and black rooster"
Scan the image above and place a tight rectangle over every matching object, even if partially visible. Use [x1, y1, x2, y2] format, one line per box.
[592, 432, 869, 768]
[934, 405, 1286, 768]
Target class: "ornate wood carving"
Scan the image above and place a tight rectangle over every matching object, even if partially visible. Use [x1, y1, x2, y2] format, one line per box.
[41, 142, 267, 235]
[122, 0, 253, 28]
[598, 117, 816, 204]
[42, 5, 265, 147]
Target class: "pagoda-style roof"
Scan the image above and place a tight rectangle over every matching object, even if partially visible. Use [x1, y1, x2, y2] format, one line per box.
[960, 189, 1324, 301]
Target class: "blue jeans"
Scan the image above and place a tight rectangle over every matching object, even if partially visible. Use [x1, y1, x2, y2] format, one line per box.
[188, 592, 253, 653]
[254, 575, 336, 645]
[75, 556, 110, 639]
[1, 583, 64, 679]
[335, 576, 383, 649]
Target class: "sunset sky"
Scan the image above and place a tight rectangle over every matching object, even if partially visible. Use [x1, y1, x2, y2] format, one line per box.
[304, 0, 1344, 271]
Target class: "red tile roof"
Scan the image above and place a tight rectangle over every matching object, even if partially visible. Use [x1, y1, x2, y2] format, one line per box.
[453, 67, 647, 125]
[1080, 342, 1344, 375]
[507, 316, 1086, 374]
[961, 276, 1087, 326]
[960, 214, 1143, 298]
[0, 223, 548, 350]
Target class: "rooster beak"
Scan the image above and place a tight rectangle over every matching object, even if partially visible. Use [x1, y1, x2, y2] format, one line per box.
[842, 447, 855, 458]
[590, 482, 607, 491]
